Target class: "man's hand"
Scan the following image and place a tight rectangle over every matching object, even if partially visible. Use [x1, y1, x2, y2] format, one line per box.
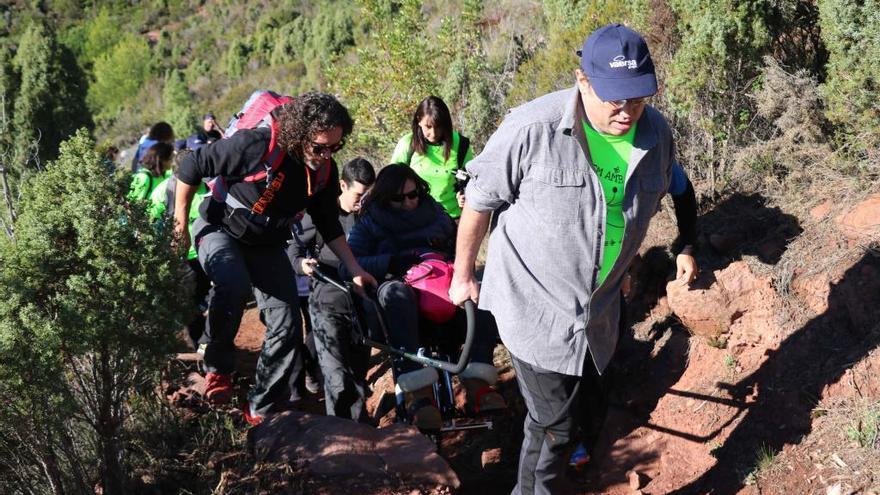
[301, 258, 318, 277]
[349, 267, 377, 296]
[173, 223, 191, 256]
[675, 253, 699, 286]
[449, 274, 480, 306]
[456, 191, 466, 209]
[622, 272, 633, 300]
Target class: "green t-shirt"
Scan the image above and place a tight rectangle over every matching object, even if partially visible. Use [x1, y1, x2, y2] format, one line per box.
[390, 130, 474, 219]
[582, 120, 637, 286]
[149, 178, 208, 261]
[128, 169, 171, 201]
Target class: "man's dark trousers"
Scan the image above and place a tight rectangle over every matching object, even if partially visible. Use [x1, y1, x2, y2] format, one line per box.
[510, 353, 606, 495]
[309, 278, 371, 421]
[196, 220, 302, 416]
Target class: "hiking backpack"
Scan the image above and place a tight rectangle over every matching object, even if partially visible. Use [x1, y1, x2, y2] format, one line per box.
[224, 90, 293, 138]
[208, 90, 332, 230]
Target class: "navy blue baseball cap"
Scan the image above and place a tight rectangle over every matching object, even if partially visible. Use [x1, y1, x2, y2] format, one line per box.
[578, 23, 657, 101]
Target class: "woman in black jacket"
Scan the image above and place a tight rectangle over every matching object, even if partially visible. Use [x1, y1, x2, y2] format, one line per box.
[348, 164, 504, 430]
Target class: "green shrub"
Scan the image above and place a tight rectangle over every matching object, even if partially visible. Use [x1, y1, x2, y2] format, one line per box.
[163, 69, 197, 139]
[225, 38, 252, 79]
[88, 33, 154, 123]
[328, 0, 441, 154]
[83, 7, 123, 66]
[818, 0, 880, 149]
[12, 22, 91, 167]
[0, 130, 186, 494]
[505, 1, 632, 109]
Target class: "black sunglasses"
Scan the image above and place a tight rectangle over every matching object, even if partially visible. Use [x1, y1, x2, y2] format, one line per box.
[390, 190, 420, 202]
[310, 138, 345, 155]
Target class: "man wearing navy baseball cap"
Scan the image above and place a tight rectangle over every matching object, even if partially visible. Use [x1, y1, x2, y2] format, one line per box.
[450, 23, 698, 493]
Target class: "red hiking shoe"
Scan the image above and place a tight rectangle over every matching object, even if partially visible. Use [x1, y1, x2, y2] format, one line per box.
[204, 373, 233, 406]
[243, 402, 264, 426]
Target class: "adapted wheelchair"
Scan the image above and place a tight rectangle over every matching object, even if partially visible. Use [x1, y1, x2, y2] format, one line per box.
[312, 266, 496, 434]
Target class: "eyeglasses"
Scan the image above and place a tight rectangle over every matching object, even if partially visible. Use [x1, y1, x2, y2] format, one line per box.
[604, 97, 648, 110]
[390, 190, 419, 202]
[310, 138, 345, 156]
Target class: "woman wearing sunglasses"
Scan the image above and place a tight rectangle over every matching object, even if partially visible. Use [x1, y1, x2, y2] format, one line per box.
[347, 164, 505, 430]
[390, 96, 474, 220]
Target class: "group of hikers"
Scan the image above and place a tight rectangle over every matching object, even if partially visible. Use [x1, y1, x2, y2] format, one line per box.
[125, 24, 699, 495]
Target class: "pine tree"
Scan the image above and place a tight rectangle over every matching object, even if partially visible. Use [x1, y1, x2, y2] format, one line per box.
[11, 22, 91, 167]
[163, 69, 197, 140]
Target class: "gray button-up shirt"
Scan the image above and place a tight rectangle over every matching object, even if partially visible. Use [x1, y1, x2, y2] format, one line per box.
[465, 86, 673, 376]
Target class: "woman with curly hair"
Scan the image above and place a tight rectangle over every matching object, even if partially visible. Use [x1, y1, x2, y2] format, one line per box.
[173, 92, 376, 425]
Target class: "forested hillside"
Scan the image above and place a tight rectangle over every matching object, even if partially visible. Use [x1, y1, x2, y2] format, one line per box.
[0, 0, 876, 195]
[0, 1, 878, 494]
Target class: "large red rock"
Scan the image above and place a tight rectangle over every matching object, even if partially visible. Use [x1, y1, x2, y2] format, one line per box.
[790, 271, 834, 314]
[249, 411, 459, 488]
[666, 261, 783, 344]
[835, 195, 880, 241]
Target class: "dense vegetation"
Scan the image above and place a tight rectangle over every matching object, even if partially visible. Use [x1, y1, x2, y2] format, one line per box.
[0, 0, 877, 493]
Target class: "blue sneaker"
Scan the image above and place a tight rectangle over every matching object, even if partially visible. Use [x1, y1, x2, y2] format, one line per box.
[569, 443, 590, 469]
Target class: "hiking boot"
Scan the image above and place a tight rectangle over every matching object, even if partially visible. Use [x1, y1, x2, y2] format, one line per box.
[243, 401, 264, 426]
[204, 372, 233, 406]
[396, 368, 442, 430]
[462, 377, 506, 414]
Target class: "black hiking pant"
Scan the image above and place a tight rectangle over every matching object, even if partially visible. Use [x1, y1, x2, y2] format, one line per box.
[180, 257, 210, 347]
[195, 220, 302, 416]
[510, 354, 607, 495]
[309, 278, 371, 421]
[288, 295, 320, 401]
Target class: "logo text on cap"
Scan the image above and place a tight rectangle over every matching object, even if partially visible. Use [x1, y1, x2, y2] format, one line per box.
[609, 54, 637, 70]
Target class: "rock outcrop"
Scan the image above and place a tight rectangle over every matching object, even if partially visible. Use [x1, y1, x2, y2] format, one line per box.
[666, 261, 783, 346]
[248, 411, 460, 488]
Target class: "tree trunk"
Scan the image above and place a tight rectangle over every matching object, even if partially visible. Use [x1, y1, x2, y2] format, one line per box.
[97, 347, 125, 495]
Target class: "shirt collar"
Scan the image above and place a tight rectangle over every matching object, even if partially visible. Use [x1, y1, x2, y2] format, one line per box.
[562, 84, 659, 152]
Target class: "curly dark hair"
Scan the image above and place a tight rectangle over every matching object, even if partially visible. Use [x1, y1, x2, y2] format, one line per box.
[275, 92, 354, 157]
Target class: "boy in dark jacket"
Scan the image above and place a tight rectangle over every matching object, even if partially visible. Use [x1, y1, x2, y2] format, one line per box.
[289, 157, 376, 421]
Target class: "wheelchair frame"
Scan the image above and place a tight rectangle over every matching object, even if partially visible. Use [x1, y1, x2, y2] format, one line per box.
[312, 266, 493, 434]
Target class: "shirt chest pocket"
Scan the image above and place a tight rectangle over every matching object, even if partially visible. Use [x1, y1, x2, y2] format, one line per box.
[526, 166, 586, 225]
[632, 172, 667, 229]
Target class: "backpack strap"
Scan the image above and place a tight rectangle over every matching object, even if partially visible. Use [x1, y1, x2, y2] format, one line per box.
[456, 135, 470, 169]
[243, 119, 286, 184]
[165, 175, 177, 219]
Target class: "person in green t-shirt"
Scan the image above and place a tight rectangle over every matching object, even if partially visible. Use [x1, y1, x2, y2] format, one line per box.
[128, 142, 174, 201]
[390, 96, 474, 219]
[149, 149, 210, 348]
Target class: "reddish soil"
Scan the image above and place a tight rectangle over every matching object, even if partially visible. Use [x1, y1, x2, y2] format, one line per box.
[176, 192, 880, 494]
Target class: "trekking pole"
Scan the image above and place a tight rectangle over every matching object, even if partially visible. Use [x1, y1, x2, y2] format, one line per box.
[311, 266, 475, 374]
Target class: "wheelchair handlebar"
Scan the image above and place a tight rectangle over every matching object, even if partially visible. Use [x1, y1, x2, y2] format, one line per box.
[311, 266, 476, 374]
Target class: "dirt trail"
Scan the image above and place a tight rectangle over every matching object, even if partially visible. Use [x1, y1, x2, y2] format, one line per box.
[177, 192, 880, 494]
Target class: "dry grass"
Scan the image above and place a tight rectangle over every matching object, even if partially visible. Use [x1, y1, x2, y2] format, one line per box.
[795, 397, 880, 492]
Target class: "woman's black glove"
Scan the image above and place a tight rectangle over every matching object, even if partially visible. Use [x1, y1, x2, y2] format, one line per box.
[387, 253, 423, 276]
